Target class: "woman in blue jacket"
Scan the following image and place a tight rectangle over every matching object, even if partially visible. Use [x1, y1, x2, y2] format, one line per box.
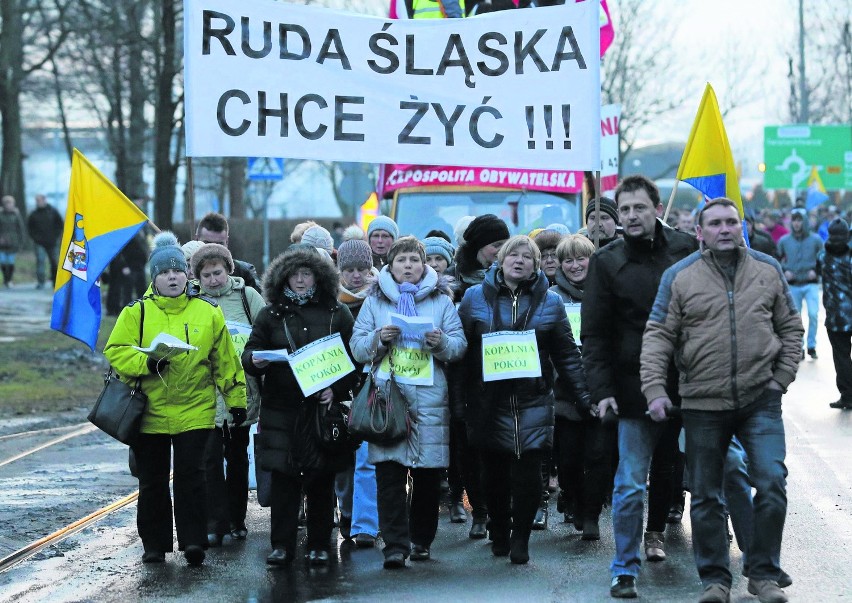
[457, 234, 590, 564]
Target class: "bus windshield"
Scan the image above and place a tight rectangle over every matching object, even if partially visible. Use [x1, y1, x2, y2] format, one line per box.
[394, 190, 582, 240]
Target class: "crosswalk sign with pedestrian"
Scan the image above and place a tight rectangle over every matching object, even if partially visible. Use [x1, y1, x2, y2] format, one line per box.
[247, 157, 285, 181]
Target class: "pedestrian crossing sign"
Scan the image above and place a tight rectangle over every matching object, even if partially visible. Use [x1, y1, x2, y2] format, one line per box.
[247, 157, 285, 181]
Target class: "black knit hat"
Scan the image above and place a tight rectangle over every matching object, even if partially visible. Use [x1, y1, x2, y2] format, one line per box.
[585, 197, 619, 224]
[827, 218, 850, 247]
[463, 214, 510, 253]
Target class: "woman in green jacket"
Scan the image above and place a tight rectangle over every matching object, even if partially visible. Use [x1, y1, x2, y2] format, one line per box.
[104, 232, 247, 567]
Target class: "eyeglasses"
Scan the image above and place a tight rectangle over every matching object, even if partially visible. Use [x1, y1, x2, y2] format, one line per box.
[542, 252, 558, 260]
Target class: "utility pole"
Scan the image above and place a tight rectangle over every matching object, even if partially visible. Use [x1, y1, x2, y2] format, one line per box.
[798, 0, 809, 123]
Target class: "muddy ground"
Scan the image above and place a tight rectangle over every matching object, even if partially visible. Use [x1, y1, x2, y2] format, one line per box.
[0, 286, 136, 562]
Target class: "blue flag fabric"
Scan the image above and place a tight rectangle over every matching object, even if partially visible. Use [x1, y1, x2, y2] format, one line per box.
[50, 149, 149, 350]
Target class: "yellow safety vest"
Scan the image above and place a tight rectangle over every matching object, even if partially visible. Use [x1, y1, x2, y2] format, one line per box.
[411, 0, 466, 19]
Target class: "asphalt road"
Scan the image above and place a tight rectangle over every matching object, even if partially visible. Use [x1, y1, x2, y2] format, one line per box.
[1, 289, 851, 602]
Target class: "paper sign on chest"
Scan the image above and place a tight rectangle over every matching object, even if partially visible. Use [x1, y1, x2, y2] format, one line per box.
[481, 330, 542, 382]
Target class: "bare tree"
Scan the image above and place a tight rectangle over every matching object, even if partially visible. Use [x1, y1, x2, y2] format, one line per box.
[0, 0, 70, 211]
[601, 0, 688, 173]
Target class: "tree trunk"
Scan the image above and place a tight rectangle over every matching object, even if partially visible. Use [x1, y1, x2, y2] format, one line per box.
[126, 0, 148, 200]
[0, 0, 26, 211]
[152, 0, 178, 229]
[227, 158, 246, 218]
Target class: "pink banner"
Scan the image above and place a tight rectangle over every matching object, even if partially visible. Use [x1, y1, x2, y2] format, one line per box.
[379, 165, 583, 198]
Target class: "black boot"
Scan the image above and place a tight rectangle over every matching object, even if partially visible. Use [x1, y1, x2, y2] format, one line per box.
[532, 502, 548, 530]
[509, 530, 529, 564]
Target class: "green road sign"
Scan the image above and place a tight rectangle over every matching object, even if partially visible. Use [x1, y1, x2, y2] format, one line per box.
[764, 124, 851, 190]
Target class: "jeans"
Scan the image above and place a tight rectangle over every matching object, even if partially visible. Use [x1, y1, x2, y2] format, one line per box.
[789, 283, 819, 350]
[827, 330, 852, 402]
[204, 423, 250, 535]
[684, 389, 787, 587]
[132, 429, 212, 553]
[375, 461, 442, 557]
[350, 442, 379, 537]
[35, 243, 59, 285]
[609, 417, 673, 578]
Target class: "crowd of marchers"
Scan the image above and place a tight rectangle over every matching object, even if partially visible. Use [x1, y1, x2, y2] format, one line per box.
[33, 173, 848, 603]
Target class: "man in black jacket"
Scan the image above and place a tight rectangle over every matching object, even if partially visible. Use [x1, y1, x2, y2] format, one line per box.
[581, 175, 698, 599]
[195, 212, 260, 291]
[26, 194, 64, 288]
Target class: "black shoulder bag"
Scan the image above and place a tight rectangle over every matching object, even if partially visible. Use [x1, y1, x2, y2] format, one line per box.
[88, 301, 148, 446]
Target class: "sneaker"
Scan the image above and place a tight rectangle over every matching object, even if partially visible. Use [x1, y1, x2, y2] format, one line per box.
[829, 399, 852, 409]
[807, 347, 817, 359]
[610, 575, 638, 599]
[747, 578, 788, 603]
[698, 583, 730, 603]
[644, 531, 666, 562]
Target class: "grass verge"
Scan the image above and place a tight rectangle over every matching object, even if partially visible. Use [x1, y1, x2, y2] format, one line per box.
[0, 316, 116, 415]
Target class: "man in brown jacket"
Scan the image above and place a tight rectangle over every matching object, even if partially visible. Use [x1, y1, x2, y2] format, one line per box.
[640, 198, 803, 603]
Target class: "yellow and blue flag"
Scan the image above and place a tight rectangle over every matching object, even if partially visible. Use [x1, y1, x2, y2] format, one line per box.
[805, 165, 829, 210]
[50, 149, 149, 350]
[676, 83, 744, 216]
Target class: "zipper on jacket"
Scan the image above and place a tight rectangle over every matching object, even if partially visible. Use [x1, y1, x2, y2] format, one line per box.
[184, 323, 190, 354]
[710, 255, 740, 406]
[510, 288, 521, 458]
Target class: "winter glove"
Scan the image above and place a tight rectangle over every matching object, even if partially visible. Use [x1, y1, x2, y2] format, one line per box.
[229, 407, 247, 427]
[147, 357, 169, 374]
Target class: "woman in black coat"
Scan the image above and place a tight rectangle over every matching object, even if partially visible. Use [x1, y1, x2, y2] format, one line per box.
[242, 244, 355, 567]
[457, 235, 590, 564]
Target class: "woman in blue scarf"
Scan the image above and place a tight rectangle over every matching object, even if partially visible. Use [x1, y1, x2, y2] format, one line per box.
[350, 236, 467, 569]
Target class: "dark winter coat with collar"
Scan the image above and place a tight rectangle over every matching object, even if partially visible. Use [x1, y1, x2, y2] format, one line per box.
[818, 241, 852, 333]
[581, 220, 698, 419]
[241, 246, 355, 475]
[457, 265, 590, 457]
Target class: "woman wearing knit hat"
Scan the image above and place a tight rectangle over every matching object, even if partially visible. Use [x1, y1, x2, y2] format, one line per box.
[104, 232, 248, 567]
[301, 225, 335, 255]
[422, 236, 455, 276]
[191, 243, 265, 548]
[242, 244, 357, 567]
[350, 236, 467, 569]
[367, 216, 400, 269]
[443, 214, 510, 540]
[333, 238, 381, 547]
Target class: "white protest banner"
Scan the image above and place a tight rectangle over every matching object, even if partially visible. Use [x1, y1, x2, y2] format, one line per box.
[288, 334, 356, 397]
[184, 0, 600, 170]
[599, 103, 620, 194]
[481, 330, 542, 382]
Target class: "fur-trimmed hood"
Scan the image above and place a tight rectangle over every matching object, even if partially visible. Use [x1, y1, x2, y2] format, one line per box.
[263, 244, 339, 306]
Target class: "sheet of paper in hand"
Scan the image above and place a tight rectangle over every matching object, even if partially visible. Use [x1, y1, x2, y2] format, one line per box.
[564, 303, 581, 346]
[481, 330, 542, 382]
[133, 333, 198, 359]
[390, 313, 434, 346]
[288, 333, 356, 397]
[251, 349, 291, 363]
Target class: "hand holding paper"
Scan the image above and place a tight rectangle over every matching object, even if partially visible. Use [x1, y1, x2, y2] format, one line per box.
[251, 349, 291, 363]
[390, 313, 435, 345]
[133, 333, 198, 360]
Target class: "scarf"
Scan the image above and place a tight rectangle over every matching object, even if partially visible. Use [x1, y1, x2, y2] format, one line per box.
[283, 286, 315, 306]
[396, 282, 419, 317]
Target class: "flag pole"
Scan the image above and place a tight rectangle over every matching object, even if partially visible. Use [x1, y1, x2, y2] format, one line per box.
[593, 171, 601, 249]
[186, 157, 196, 236]
[663, 180, 680, 222]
